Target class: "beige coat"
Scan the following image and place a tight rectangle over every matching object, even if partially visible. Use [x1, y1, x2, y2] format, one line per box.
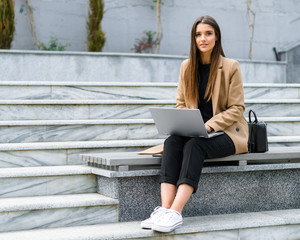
[139, 56, 249, 155]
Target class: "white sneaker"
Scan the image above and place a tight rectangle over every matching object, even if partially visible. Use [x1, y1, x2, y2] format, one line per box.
[141, 206, 167, 229]
[152, 209, 183, 232]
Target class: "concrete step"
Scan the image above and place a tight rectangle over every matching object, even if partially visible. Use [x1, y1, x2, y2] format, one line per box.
[1, 81, 300, 100]
[0, 99, 300, 120]
[0, 209, 299, 239]
[0, 193, 118, 232]
[0, 165, 96, 198]
[244, 83, 300, 99]
[260, 116, 300, 136]
[0, 139, 164, 168]
[245, 99, 300, 117]
[0, 99, 174, 120]
[0, 81, 178, 100]
[0, 51, 287, 83]
[0, 119, 163, 143]
[0, 117, 299, 143]
[0, 137, 299, 168]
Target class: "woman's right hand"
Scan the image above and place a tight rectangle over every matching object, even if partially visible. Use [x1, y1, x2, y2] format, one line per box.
[205, 124, 213, 133]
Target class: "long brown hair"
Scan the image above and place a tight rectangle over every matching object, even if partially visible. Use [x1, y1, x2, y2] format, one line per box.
[184, 16, 225, 103]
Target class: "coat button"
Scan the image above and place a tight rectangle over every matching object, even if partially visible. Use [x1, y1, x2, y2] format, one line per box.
[236, 128, 239, 132]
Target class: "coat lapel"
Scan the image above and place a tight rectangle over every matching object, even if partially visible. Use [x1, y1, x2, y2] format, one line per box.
[212, 56, 223, 115]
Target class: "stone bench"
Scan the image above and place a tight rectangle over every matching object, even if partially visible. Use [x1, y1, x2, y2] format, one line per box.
[80, 147, 300, 222]
[81, 146, 300, 171]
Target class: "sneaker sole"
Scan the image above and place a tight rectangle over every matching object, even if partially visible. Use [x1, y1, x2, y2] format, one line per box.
[140, 222, 153, 229]
[152, 221, 182, 233]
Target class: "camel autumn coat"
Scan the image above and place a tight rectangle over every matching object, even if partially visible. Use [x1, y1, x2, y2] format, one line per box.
[140, 56, 249, 155]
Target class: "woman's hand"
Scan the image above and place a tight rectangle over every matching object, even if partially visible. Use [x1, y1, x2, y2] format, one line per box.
[205, 124, 213, 133]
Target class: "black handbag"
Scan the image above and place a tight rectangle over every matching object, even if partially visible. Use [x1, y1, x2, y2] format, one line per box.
[248, 110, 268, 153]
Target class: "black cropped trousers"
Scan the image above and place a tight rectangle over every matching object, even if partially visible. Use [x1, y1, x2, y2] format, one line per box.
[159, 134, 235, 193]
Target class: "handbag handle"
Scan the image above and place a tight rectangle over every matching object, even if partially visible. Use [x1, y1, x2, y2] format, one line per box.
[248, 110, 258, 123]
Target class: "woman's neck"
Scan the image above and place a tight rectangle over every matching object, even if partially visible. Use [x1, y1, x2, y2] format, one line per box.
[200, 52, 212, 64]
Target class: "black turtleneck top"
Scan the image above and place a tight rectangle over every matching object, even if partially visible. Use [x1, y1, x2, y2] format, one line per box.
[198, 63, 213, 123]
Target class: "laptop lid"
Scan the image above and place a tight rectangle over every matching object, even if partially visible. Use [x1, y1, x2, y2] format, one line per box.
[150, 107, 223, 138]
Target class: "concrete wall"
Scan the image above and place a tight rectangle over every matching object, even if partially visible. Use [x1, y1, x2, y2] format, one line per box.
[96, 165, 300, 222]
[10, 0, 300, 61]
[279, 44, 300, 83]
[0, 50, 286, 83]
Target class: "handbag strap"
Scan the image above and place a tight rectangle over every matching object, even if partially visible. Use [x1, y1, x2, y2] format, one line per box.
[248, 110, 258, 123]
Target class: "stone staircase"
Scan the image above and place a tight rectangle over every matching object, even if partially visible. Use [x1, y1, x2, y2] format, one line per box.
[0, 81, 299, 158]
[1, 209, 299, 239]
[1, 53, 300, 238]
[0, 165, 119, 233]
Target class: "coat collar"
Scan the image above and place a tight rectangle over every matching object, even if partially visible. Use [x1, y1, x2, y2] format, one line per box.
[217, 55, 224, 69]
[212, 56, 224, 115]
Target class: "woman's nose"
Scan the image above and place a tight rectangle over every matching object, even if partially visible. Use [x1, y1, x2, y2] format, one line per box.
[200, 35, 206, 41]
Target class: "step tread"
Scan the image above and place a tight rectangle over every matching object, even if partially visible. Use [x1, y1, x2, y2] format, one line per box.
[244, 83, 300, 88]
[0, 139, 165, 151]
[0, 137, 300, 151]
[0, 165, 92, 178]
[0, 99, 176, 105]
[246, 99, 300, 103]
[0, 119, 154, 126]
[1, 116, 300, 126]
[268, 136, 300, 142]
[1, 81, 300, 88]
[0, 209, 298, 240]
[0, 193, 118, 212]
[1, 99, 300, 104]
[0, 81, 179, 87]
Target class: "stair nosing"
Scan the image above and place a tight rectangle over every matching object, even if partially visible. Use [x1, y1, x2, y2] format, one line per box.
[0, 193, 118, 212]
[1, 117, 300, 126]
[0, 209, 298, 239]
[0, 99, 300, 104]
[0, 165, 93, 178]
[0, 119, 154, 126]
[0, 139, 165, 151]
[2, 81, 300, 88]
[0, 81, 179, 87]
[0, 137, 299, 151]
[0, 99, 176, 105]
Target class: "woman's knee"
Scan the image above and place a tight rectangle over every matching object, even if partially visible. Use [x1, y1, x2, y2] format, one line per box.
[183, 137, 206, 154]
[164, 135, 188, 148]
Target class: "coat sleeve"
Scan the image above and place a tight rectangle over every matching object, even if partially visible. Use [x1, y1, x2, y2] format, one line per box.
[206, 60, 245, 132]
[176, 60, 187, 109]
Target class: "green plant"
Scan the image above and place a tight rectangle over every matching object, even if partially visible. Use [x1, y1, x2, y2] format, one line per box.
[150, 0, 164, 9]
[19, 4, 25, 13]
[87, 0, 106, 52]
[132, 30, 157, 53]
[39, 37, 69, 51]
[0, 0, 15, 49]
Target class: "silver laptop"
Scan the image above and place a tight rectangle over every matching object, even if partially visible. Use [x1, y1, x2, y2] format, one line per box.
[149, 107, 224, 138]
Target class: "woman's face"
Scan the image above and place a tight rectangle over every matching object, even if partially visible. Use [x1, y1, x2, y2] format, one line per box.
[195, 23, 217, 56]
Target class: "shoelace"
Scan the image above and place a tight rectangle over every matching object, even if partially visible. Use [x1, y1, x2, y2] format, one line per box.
[150, 206, 163, 217]
[159, 209, 179, 223]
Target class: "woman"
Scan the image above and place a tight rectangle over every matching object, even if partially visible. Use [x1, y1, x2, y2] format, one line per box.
[141, 15, 249, 233]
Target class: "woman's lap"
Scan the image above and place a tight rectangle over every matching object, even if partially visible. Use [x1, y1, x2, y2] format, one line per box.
[160, 134, 235, 192]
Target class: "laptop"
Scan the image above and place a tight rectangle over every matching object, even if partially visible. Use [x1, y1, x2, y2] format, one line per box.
[149, 107, 224, 138]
